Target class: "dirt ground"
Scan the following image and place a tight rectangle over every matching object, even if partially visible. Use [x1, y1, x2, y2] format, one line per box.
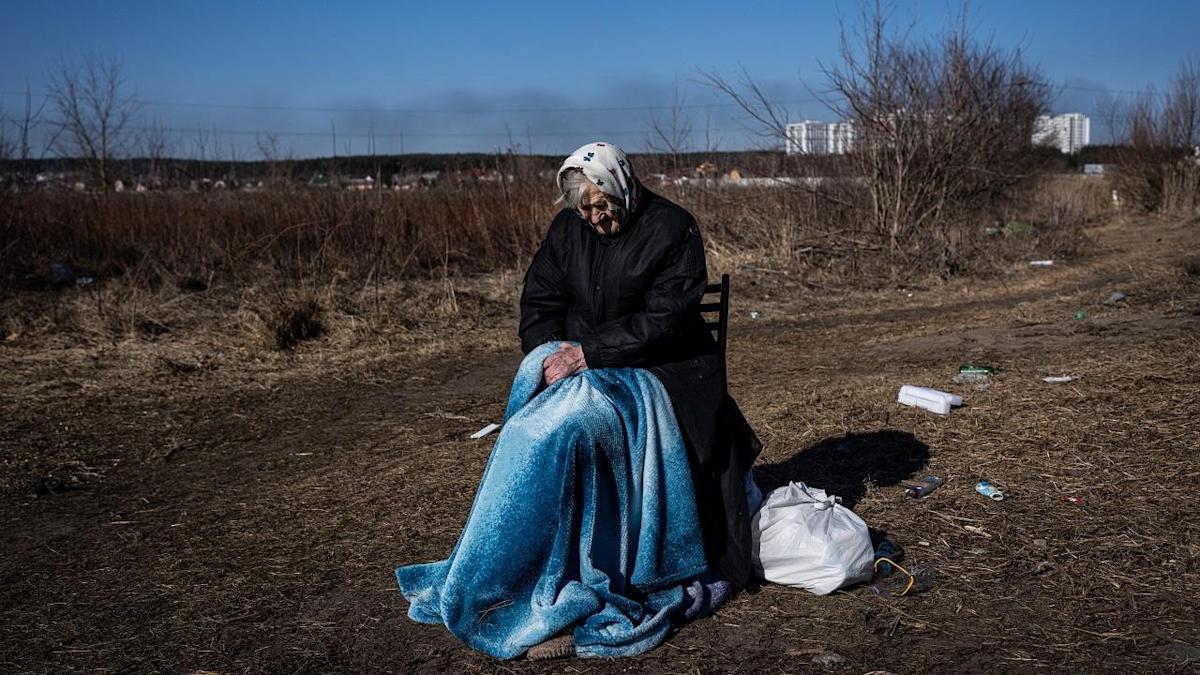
[2, 214, 1198, 674]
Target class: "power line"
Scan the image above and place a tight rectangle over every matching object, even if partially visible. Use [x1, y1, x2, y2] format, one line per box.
[133, 125, 750, 140]
[0, 83, 1163, 116]
[0, 91, 817, 114]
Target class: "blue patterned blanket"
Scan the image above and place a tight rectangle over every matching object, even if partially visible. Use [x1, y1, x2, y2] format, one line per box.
[395, 342, 708, 659]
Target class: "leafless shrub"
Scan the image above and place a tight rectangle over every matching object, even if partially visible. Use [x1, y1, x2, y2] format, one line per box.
[704, 1, 1054, 281]
[46, 53, 142, 191]
[1162, 164, 1200, 216]
[272, 297, 325, 350]
[824, 1, 1051, 270]
[140, 118, 174, 186]
[256, 132, 294, 188]
[1109, 59, 1200, 214]
[645, 87, 696, 173]
[701, 67, 792, 146]
[1163, 58, 1200, 150]
[1, 80, 53, 170]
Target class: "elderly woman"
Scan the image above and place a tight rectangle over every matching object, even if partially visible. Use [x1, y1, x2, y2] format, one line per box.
[396, 142, 761, 660]
[521, 142, 761, 588]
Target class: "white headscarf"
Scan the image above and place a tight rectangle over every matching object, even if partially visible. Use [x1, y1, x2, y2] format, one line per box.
[556, 141, 641, 213]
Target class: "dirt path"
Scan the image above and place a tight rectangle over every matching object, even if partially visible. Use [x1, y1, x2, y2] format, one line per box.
[2, 216, 1198, 673]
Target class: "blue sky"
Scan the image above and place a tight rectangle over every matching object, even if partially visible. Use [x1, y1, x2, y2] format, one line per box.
[2, 0, 1198, 157]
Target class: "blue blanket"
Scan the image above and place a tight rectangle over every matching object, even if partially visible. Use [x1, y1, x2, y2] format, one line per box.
[395, 342, 708, 659]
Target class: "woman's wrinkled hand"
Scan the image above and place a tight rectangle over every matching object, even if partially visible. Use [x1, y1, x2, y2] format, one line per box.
[543, 343, 589, 385]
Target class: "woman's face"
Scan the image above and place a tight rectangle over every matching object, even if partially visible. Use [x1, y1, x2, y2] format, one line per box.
[579, 183, 620, 235]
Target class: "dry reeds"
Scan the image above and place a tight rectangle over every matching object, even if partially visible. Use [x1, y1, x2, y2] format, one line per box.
[1, 173, 1100, 348]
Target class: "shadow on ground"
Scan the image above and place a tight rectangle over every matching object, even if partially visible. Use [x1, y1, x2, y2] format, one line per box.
[753, 430, 929, 509]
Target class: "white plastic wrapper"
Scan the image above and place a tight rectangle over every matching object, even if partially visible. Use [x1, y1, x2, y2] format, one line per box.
[898, 385, 962, 415]
[750, 482, 875, 595]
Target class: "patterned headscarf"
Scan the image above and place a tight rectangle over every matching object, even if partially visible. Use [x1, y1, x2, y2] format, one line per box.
[557, 141, 641, 213]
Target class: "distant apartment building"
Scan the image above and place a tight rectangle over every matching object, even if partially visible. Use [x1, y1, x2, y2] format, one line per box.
[829, 121, 855, 154]
[787, 113, 1090, 155]
[785, 120, 856, 155]
[1034, 113, 1090, 154]
[786, 121, 824, 155]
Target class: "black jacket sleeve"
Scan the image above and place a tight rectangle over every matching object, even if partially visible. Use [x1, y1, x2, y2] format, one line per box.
[518, 215, 570, 354]
[580, 223, 707, 368]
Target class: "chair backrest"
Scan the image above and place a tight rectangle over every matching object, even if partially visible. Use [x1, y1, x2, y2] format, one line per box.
[700, 274, 730, 388]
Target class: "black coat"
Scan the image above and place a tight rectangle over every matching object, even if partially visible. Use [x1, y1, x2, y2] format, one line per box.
[518, 188, 762, 589]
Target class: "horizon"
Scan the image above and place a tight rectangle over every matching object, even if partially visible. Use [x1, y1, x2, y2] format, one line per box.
[3, 0, 1198, 159]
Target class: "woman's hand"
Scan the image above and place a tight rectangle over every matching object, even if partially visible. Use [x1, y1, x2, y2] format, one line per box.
[543, 343, 589, 385]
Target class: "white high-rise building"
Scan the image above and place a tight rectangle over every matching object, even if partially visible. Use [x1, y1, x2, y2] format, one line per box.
[786, 121, 856, 155]
[829, 121, 856, 154]
[1034, 113, 1090, 154]
[786, 121, 828, 154]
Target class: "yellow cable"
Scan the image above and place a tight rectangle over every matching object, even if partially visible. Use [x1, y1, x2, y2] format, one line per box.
[873, 557, 915, 596]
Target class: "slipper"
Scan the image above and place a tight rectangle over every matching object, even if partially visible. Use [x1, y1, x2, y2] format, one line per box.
[526, 634, 574, 660]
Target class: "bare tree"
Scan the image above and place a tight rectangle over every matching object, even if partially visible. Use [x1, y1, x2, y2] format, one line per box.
[0, 106, 13, 161]
[46, 53, 141, 190]
[224, 129, 241, 164]
[1111, 87, 1173, 211]
[1163, 57, 1200, 150]
[140, 117, 175, 186]
[18, 80, 54, 163]
[701, 66, 792, 148]
[1109, 58, 1200, 212]
[1, 81, 56, 181]
[1, 86, 55, 193]
[703, 1, 1050, 276]
[645, 86, 695, 172]
[256, 132, 293, 187]
[192, 126, 211, 162]
[821, 1, 1050, 260]
[700, 106, 721, 154]
[1095, 90, 1125, 149]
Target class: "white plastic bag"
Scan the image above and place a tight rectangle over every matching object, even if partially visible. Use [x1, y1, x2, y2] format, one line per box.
[750, 481, 875, 595]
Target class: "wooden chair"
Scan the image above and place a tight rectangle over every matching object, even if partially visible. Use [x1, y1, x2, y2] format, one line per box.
[700, 274, 731, 389]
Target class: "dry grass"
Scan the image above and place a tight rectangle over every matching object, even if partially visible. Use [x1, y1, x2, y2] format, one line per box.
[3, 179, 1195, 673]
[2, 175, 1106, 353]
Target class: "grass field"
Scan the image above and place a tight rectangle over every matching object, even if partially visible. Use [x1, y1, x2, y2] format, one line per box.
[1, 199, 1198, 672]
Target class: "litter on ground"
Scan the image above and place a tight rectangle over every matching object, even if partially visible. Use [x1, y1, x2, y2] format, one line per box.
[898, 385, 962, 415]
[470, 422, 501, 439]
[903, 475, 944, 499]
[974, 480, 1005, 501]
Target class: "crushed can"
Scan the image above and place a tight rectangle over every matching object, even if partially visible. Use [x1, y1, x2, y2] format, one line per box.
[904, 475, 944, 499]
[975, 480, 1005, 501]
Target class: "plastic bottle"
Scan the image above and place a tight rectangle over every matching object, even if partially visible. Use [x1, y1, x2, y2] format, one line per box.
[974, 480, 1005, 501]
[904, 475, 944, 499]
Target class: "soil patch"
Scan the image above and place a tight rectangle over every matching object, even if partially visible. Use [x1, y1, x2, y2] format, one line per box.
[2, 216, 1197, 673]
